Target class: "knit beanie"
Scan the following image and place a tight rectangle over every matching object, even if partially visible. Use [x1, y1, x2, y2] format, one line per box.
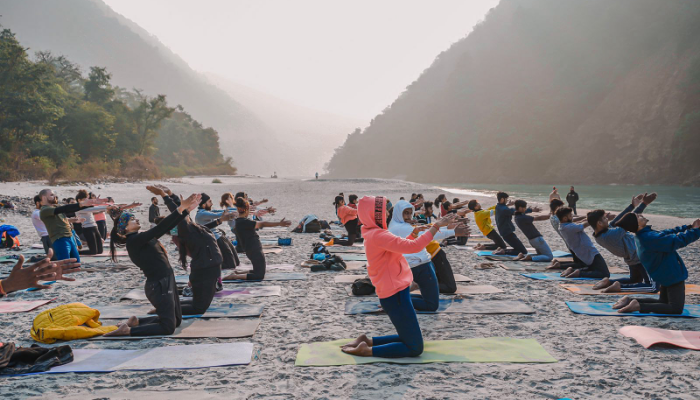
[617, 213, 639, 233]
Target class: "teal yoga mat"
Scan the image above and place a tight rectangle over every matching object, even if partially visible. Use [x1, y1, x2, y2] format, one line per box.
[566, 301, 700, 317]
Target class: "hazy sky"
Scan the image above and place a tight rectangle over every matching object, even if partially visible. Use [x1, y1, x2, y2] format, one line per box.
[103, 0, 498, 121]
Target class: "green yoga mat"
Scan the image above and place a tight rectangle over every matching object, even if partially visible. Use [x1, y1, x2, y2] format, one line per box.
[295, 337, 557, 366]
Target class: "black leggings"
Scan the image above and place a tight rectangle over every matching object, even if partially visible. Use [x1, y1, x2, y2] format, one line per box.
[131, 273, 182, 336]
[181, 266, 221, 315]
[96, 220, 107, 240]
[432, 249, 457, 294]
[79, 226, 103, 255]
[479, 230, 508, 250]
[502, 231, 528, 255]
[335, 218, 359, 246]
[217, 235, 240, 269]
[637, 281, 685, 314]
[571, 253, 610, 278]
[245, 244, 267, 281]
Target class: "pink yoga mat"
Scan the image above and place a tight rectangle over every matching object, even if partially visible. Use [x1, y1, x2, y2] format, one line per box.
[0, 298, 55, 313]
[619, 326, 700, 350]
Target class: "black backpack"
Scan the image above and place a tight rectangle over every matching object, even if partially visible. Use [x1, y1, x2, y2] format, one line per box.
[304, 219, 322, 233]
[351, 278, 375, 296]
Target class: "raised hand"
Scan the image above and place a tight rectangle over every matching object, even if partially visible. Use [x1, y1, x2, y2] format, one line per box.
[220, 208, 237, 222]
[434, 213, 457, 228]
[643, 192, 657, 205]
[456, 208, 472, 217]
[412, 225, 431, 236]
[532, 206, 542, 213]
[179, 193, 201, 213]
[632, 193, 645, 207]
[278, 218, 292, 227]
[267, 207, 277, 215]
[53, 256, 81, 282]
[455, 224, 471, 237]
[79, 197, 111, 207]
[155, 184, 172, 196]
[692, 219, 700, 230]
[146, 185, 167, 197]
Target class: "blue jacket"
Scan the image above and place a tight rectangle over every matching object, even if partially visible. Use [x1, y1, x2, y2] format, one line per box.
[635, 225, 700, 286]
[495, 204, 531, 235]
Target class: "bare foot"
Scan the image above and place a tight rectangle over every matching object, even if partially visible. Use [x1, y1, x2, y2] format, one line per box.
[222, 273, 246, 280]
[341, 334, 372, 350]
[126, 315, 139, 327]
[564, 269, 581, 278]
[612, 296, 632, 309]
[493, 248, 505, 255]
[618, 299, 640, 313]
[602, 281, 622, 293]
[104, 324, 131, 337]
[474, 244, 485, 250]
[593, 277, 611, 290]
[341, 341, 373, 357]
[514, 253, 525, 261]
[560, 267, 574, 277]
[547, 260, 561, 270]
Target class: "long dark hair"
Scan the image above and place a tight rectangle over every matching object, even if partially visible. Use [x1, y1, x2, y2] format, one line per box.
[109, 217, 127, 262]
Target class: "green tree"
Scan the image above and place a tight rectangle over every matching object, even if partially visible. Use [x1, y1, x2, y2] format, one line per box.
[131, 92, 175, 156]
[84, 66, 114, 105]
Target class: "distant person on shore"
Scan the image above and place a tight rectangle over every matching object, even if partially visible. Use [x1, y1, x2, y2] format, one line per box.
[613, 209, 700, 314]
[588, 193, 657, 293]
[341, 196, 455, 358]
[557, 207, 611, 279]
[495, 192, 539, 256]
[315, 172, 318, 180]
[149, 197, 160, 229]
[566, 186, 579, 215]
[549, 187, 561, 202]
[513, 200, 554, 262]
[468, 199, 509, 253]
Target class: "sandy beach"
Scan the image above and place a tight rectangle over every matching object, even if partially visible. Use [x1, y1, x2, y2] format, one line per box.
[1, 176, 698, 399]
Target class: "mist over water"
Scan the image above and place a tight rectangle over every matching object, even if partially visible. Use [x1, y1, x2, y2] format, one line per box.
[437, 183, 700, 218]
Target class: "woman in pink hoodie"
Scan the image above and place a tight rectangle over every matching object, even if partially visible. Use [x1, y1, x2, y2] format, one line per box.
[342, 196, 455, 358]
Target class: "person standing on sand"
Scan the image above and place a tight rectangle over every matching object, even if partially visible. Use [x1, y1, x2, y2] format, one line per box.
[549, 187, 561, 202]
[341, 196, 456, 358]
[315, 172, 318, 180]
[148, 197, 160, 229]
[567, 186, 579, 215]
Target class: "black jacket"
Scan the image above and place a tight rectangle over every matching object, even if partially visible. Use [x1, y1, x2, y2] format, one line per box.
[566, 191, 579, 205]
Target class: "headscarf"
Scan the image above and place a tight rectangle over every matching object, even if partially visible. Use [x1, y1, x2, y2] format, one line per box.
[117, 212, 134, 235]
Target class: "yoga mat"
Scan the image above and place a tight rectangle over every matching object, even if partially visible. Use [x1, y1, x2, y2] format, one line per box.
[237, 263, 295, 271]
[475, 250, 570, 257]
[328, 247, 365, 254]
[82, 250, 128, 257]
[262, 248, 283, 255]
[330, 243, 364, 248]
[93, 318, 260, 340]
[346, 285, 503, 297]
[454, 274, 473, 282]
[295, 338, 556, 366]
[521, 273, 628, 281]
[334, 274, 470, 284]
[81, 264, 133, 273]
[0, 298, 55, 313]
[214, 286, 282, 299]
[120, 288, 148, 301]
[345, 261, 366, 270]
[559, 284, 666, 296]
[619, 326, 700, 350]
[80, 256, 111, 264]
[29, 343, 253, 374]
[566, 301, 700, 317]
[336, 253, 367, 262]
[222, 272, 307, 283]
[345, 299, 534, 315]
[97, 303, 264, 319]
[501, 264, 628, 274]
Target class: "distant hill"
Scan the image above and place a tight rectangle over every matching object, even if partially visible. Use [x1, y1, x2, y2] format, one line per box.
[0, 0, 276, 174]
[325, 0, 700, 186]
[205, 73, 363, 176]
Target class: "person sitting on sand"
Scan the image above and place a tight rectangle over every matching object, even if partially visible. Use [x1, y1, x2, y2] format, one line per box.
[588, 193, 658, 293]
[326, 195, 361, 247]
[389, 200, 469, 302]
[513, 200, 554, 262]
[495, 192, 540, 256]
[557, 207, 610, 279]
[105, 191, 200, 337]
[38, 189, 109, 262]
[342, 196, 456, 358]
[612, 212, 700, 314]
[195, 192, 241, 269]
[548, 199, 587, 269]
[221, 197, 292, 281]
[468, 199, 509, 253]
[0, 249, 80, 297]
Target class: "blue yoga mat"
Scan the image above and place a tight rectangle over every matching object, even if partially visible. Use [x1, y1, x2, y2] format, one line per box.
[475, 250, 572, 257]
[566, 301, 700, 317]
[521, 273, 628, 281]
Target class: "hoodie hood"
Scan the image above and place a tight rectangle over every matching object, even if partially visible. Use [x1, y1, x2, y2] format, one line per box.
[358, 196, 386, 230]
[389, 200, 414, 229]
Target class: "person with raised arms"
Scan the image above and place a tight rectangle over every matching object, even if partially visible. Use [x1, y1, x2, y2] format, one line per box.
[195, 192, 241, 269]
[468, 199, 509, 253]
[221, 197, 292, 281]
[38, 188, 109, 262]
[104, 191, 200, 337]
[495, 192, 540, 256]
[612, 210, 700, 314]
[342, 196, 456, 357]
[557, 207, 611, 279]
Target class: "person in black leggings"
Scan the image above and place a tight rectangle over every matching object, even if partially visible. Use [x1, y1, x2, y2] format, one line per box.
[222, 197, 291, 281]
[104, 191, 201, 337]
[150, 185, 227, 316]
[330, 195, 361, 246]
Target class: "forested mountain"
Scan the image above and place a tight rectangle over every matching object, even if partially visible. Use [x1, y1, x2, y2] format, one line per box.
[0, 0, 274, 174]
[326, 0, 700, 186]
[0, 27, 235, 181]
